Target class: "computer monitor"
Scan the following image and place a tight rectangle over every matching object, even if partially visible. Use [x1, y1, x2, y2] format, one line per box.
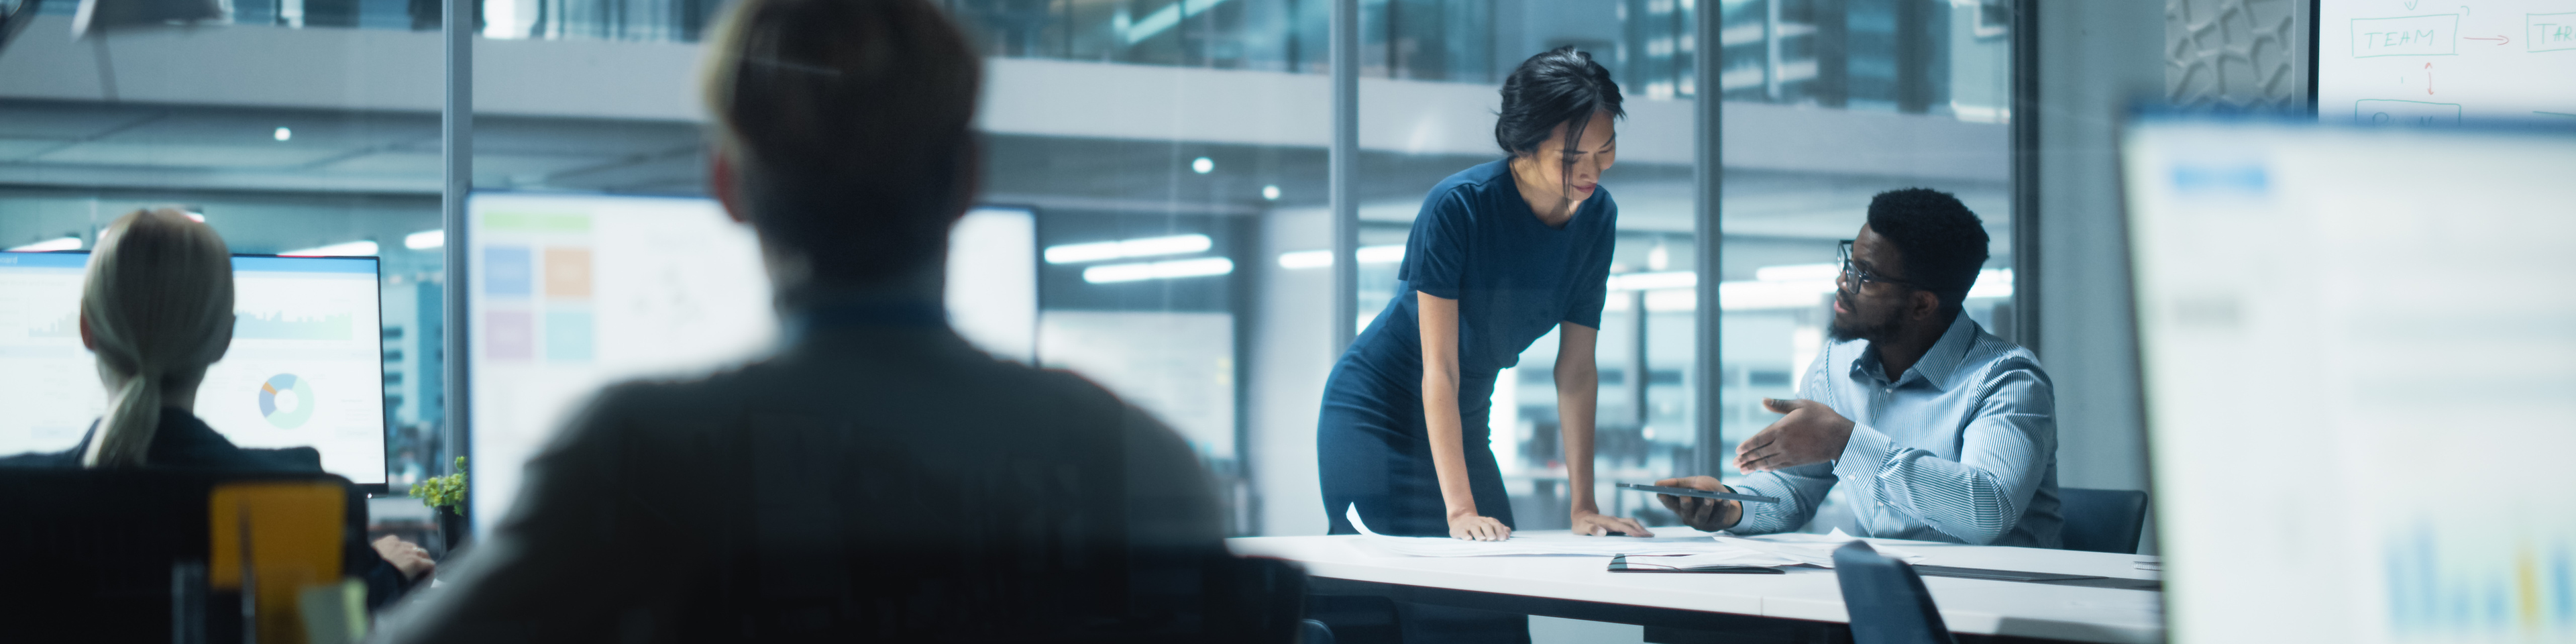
[0, 252, 390, 484]
[2125, 116, 2576, 642]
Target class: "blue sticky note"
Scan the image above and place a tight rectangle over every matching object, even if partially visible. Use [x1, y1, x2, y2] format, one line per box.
[486, 246, 533, 297]
[545, 310, 593, 362]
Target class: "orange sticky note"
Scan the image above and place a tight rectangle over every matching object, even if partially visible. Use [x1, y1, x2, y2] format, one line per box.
[209, 482, 345, 644]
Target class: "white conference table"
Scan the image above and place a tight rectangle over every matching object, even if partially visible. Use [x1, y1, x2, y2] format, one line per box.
[1227, 531, 2163, 644]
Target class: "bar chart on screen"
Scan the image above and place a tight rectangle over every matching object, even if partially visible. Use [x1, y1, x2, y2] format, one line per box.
[2381, 520, 2576, 641]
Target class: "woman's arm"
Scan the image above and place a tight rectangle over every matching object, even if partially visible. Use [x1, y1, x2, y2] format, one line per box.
[1556, 323, 1651, 537]
[1417, 292, 1509, 541]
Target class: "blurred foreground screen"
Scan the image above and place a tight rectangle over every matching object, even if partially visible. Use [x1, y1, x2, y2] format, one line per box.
[2125, 117, 2576, 643]
[465, 194, 1034, 533]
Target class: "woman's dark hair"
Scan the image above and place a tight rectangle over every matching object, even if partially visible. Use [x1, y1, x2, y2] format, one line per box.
[1495, 46, 1624, 168]
[1865, 188, 1990, 311]
[703, 0, 981, 285]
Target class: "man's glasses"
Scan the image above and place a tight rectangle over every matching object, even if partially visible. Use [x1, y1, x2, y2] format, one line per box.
[1837, 239, 1923, 294]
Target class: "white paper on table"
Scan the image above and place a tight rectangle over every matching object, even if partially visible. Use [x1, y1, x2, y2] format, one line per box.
[1609, 551, 1809, 569]
[1342, 504, 1788, 558]
[1708, 529, 1928, 568]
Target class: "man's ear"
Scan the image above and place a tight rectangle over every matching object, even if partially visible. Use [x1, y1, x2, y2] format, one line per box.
[710, 146, 749, 225]
[1908, 290, 1944, 323]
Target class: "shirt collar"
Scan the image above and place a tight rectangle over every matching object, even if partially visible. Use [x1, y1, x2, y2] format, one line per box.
[1848, 312, 1980, 391]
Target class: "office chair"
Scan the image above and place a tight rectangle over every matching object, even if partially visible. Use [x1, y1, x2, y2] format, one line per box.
[1832, 541, 1957, 644]
[2056, 488, 2149, 554]
[0, 468, 359, 643]
[1301, 619, 1336, 644]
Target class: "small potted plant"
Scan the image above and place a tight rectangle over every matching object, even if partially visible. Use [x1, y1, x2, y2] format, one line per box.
[410, 456, 469, 551]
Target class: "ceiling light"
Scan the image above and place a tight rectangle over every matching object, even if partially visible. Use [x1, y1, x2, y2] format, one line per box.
[1277, 250, 1331, 269]
[273, 127, 291, 142]
[1607, 271, 1697, 291]
[184, 211, 205, 222]
[1274, 244, 1405, 270]
[404, 229, 444, 250]
[280, 240, 378, 257]
[7, 236, 83, 252]
[1263, 184, 1281, 201]
[1044, 233, 1212, 264]
[1192, 157, 1214, 174]
[1083, 257, 1234, 284]
[1754, 263, 1838, 282]
[1356, 245, 1404, 264]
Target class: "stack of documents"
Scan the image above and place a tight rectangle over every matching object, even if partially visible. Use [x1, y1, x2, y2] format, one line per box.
[1342, 504, 1924, 568]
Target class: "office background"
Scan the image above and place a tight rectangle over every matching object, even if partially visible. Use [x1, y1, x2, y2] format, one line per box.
[0, 0, 2304, 543]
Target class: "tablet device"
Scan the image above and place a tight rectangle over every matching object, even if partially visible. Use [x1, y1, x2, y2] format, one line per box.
[1616, 482, 1780, 504]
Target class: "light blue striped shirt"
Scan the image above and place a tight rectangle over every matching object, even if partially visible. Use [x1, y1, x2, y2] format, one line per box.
[1729, 313, 2062, 547]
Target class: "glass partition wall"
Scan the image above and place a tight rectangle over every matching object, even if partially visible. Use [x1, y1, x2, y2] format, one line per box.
[0, 0, 2018, 539]
[1712, 0, 2017, 534]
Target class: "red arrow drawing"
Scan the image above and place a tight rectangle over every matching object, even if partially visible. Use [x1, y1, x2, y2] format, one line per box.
[2464, 34, 2511, 45]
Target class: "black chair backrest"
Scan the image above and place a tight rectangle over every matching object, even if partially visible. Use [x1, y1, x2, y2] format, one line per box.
[2056, 487, 2149, 554]
[0, 468, 356, 643]
[1833, 541, 1957, 644]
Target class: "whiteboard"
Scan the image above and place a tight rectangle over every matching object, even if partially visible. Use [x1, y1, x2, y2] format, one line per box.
[464, 194, 1038, 535]
[2318, 0, 2576, 125]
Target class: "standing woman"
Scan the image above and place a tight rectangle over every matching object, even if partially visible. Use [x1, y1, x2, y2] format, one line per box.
[1318, 47, 1648, 545]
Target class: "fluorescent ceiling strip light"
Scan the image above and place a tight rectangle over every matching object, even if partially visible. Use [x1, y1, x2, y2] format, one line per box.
[280, 240, 379, 257]
[7, 237, 83, 252]
[1966, 269, 2012, 299]
[1083, 257, 1234, 284]
[1753, 263, 1838, 282]
[404, 229, 445, 250]
[1045, 233, 1212, 264]
[1277, 250, 1331, 269]
[1275, 244, 1404, 269]
[1608, 271, 1697, 291]
[1122, 0, 1232, 44]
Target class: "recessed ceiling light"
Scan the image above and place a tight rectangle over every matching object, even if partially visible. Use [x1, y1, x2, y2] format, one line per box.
[1262, 184, 1281, 201]
[273, 127, 292, 142]
[1191, 157, 1214, 174]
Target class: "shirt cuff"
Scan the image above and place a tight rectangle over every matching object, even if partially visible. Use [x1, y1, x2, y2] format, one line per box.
[1833, 423, 1894, 482]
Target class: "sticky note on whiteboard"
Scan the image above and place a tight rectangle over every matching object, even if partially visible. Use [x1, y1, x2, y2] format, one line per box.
[2355, 99, 2463, 126]
[2351, 15, 2458, 57]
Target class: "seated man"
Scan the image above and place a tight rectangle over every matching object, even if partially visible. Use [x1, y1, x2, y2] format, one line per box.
[1656, 189, 2061, 547]
[373, 0, 1236, 641]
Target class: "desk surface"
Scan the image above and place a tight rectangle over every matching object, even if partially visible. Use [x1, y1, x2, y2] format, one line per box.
[1228, 532, 2165, 644]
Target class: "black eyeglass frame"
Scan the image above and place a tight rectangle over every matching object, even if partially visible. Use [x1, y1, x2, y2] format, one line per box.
[1836, 239, 1927, 294]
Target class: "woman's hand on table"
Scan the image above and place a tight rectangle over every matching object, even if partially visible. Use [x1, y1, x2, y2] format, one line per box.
[1447, 510, 1513, 541]
[1571, 510, 1652, 537]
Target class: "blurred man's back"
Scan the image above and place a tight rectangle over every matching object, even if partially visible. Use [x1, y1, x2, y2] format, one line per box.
[378, 319, 1232, 641]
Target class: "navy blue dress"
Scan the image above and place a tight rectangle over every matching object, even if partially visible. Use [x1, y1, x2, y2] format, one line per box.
[1318, 158, 1617, 538]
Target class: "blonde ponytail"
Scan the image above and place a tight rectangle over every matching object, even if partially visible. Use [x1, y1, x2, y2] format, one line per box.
[78, 208, 235, 468]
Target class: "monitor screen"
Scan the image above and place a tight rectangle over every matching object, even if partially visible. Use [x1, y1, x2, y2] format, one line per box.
[464, 193, 1037, 534]
[2124, 117, 2576, 643]
[0, 252, 390, 484]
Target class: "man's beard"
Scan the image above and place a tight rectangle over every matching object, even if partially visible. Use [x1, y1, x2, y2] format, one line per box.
[1826, 294, 1897, 343]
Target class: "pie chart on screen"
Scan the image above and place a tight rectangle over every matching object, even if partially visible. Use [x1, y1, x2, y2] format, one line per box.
[258, 374, 315, 429]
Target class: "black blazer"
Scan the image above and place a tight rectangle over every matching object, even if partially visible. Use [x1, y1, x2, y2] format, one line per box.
[0, 409, 415, 610]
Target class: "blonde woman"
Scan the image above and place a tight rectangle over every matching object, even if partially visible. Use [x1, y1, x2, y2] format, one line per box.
[0, 208, 434, 607]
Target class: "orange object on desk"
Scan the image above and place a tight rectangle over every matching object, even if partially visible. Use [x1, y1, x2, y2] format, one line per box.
[209, 482, 345, 644]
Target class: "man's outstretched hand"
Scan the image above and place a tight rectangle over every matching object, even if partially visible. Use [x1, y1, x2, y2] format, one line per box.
[1733, 398, 1855, 473]
[1650, 476, 1742, 532]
